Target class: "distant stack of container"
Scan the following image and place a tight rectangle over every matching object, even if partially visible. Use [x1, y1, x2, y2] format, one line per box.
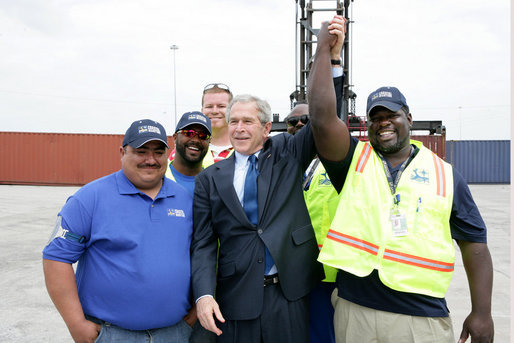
[0, 132, 510, 185]
[446, 140, 510, 184]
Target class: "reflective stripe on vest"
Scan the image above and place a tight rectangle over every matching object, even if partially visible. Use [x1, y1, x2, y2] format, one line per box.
[326, 230, 379, 256]
[326, 230, 454, 273]
[383, 248, 454, 272]
[433, 152, 446, 197]
[355, 142, 372, 173]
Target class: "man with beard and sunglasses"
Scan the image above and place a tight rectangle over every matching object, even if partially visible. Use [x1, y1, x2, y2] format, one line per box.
[166, 111, 212, 197]
[168, 84, 233, 171]
[167, 112, 218, 343]
[43, 119, 195, 343]
[308, 39, 495, 342]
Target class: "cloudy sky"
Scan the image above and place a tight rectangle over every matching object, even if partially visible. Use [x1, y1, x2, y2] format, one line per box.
[0, 0, 510, 140]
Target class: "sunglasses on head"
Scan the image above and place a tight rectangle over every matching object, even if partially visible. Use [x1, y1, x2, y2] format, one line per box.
[286, 115, 309, 127]
[203, 83, 231, 93]
[177, 129, 211, 140]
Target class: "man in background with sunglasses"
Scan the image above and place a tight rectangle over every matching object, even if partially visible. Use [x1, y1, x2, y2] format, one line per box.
[285, 104, 310, 135]
[166, 111, 212, 197]
[201, 83, 234, 164]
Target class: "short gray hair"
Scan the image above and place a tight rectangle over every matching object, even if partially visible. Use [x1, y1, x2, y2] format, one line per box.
[226, 94, 272, 124]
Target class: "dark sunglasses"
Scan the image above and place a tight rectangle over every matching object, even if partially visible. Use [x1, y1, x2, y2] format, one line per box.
[203, 83, 231, 93]
[286, 115, 309, 127]
[177, 129, 211, 140]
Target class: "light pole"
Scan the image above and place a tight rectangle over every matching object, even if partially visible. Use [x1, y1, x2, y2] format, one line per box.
[170, 44, 179, 126]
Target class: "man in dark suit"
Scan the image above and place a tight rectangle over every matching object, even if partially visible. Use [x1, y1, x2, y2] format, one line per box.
[191, 17, 346, 343]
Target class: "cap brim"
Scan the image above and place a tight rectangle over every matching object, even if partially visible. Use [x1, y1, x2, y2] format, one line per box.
[367, 101, 403, 116]
[176, 121, 212, 135]
[129, 138, 169, 149]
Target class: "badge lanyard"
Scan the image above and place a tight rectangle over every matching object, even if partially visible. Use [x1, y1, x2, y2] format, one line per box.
[376, 146, 415, 237]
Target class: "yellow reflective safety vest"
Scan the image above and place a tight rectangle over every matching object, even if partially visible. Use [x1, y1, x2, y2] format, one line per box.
[165, 146, 230, 180]
[318, 140, 454, 298]
[303, 159, 339, 282]
[200, 147, 217, 168]
[165, 168, 177, 182]
[165, 161, 177, 181]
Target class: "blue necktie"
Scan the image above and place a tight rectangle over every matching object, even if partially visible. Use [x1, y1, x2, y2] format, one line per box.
[243, 155, 259, 225]
[243, 155, 274, 274]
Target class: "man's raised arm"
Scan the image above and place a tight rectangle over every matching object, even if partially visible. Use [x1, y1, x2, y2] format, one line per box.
[308, 17, 350, 162]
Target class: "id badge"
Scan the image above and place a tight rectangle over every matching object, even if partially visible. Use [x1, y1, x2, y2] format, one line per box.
[391, 213, 408, 237]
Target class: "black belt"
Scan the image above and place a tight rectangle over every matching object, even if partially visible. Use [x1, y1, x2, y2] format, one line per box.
[264, 274, 279, 286]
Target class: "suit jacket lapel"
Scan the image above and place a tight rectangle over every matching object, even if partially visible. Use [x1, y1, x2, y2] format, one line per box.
[213, 155, 250, 224]
[257, 150, 273, 221]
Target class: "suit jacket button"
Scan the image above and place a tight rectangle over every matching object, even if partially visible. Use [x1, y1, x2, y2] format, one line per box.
[258, 258, 263, 263]
[257, 229, 263, 234]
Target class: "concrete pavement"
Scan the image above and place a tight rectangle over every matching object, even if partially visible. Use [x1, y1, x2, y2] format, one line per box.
[0, 184, 510, 342]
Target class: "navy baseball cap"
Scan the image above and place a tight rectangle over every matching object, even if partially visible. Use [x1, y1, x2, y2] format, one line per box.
[122, 119, 169, 148]
[175, 111, 212, 134]
[366, 86, 409, 117]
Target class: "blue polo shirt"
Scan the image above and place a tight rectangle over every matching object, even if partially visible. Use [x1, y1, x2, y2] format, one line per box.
[43, 170, 193, 330]
[169, 162, 196, 197]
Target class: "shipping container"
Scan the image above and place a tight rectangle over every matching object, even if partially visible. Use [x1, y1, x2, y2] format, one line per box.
[446, 140, 510, 184]
[0, 131, 449, 186]
[0, 132, 175, 186]
[412, 135, 446, 160]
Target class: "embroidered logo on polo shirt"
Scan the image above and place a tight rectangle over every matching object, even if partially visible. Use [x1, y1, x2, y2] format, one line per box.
[168, 208, 185, 217]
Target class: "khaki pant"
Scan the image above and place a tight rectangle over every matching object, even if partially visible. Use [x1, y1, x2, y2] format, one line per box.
[331, 289, 455, 343]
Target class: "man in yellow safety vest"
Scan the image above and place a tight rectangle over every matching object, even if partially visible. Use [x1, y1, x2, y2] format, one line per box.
[307, 24, 494, 343]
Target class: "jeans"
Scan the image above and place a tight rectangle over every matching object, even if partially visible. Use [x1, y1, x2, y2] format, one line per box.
[87, 315, 192, 343]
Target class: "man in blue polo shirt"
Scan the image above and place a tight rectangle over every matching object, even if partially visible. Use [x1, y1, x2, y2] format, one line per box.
[43, 119, 194, 343]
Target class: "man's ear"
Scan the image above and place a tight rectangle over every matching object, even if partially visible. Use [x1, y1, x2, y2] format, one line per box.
[264, 121, 272, 135]
[407, 112, 413, 128]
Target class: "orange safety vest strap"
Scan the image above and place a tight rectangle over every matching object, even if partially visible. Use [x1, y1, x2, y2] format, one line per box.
[355, 143, 372, 173]
[383, 248, 454, 272]
[432, 153, 447, 197]
[213, 148, 234, 163]
[326, 229, 379, 256]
